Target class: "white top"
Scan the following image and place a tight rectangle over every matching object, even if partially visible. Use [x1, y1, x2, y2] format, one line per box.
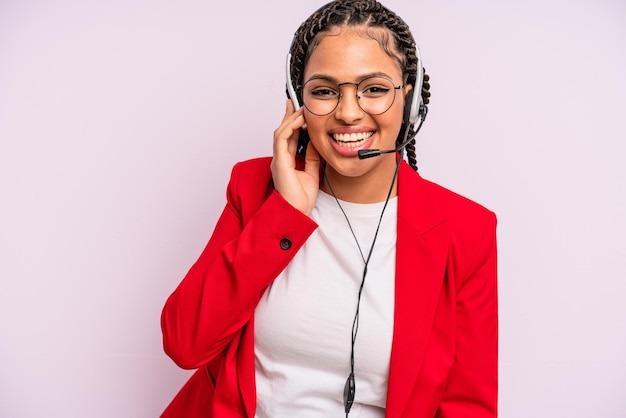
[254, 190, 397, 418]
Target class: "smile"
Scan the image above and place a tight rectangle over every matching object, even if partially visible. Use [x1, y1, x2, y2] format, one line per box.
[332, 131, 375, 148]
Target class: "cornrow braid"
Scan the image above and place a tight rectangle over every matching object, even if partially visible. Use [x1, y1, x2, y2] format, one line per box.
[288, 0, 431, 172]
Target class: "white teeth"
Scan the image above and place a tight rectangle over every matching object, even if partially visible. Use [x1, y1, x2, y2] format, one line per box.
[332, 131, 374, 146]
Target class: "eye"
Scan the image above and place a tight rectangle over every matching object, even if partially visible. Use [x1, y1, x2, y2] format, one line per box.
[310, 87, 339, 100]
[360, 85, 391, 97]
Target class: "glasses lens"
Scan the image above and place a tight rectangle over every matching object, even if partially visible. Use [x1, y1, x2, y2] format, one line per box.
[302, 79, 340, 116]
[302, 76, 398, 116]
[357, 77, 397, 115]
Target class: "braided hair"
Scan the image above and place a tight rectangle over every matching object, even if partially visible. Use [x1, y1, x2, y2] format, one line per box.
[288, 0, 431, 172]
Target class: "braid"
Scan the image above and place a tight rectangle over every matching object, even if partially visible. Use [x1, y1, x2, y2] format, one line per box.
[405, 130, 418, 171]
[288, 0, 431, 172]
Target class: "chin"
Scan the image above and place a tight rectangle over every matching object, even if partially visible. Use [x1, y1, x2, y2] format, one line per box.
[323, 153, 392, 179]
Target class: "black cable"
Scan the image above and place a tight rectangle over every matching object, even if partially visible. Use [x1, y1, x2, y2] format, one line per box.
[324, 152, 402, 416]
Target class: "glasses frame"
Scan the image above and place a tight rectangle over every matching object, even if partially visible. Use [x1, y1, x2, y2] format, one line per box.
[301, 75, 404, 117]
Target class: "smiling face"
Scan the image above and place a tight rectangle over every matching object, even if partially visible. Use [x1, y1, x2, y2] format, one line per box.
[302, 26, 412, 201]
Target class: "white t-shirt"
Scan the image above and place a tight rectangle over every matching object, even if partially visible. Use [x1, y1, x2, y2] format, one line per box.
[254, 190, 397, 417]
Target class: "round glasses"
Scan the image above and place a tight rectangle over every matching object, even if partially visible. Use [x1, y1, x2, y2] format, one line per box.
[302, 76, 403, 116]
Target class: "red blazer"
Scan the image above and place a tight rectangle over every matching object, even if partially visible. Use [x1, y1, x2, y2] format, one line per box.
[161, 157, 498, 417]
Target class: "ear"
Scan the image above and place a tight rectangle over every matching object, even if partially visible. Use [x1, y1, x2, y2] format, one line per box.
[403, 83, 414, 97]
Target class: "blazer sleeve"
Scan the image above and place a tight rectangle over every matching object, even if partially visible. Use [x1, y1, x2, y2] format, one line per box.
[161, 162, 317, 369]
[437, 211, 498, 417]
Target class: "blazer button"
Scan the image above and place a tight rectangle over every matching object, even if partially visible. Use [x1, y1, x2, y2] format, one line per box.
[279, 238, 292, 250]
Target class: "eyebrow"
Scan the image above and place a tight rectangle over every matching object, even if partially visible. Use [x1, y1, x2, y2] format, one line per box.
[305, 71, 395, 83]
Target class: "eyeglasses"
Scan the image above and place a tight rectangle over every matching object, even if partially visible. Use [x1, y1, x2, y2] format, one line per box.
[302, 75, 403, 116]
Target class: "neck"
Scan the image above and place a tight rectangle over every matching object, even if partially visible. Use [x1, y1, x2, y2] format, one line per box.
[320, 155, 400, 203]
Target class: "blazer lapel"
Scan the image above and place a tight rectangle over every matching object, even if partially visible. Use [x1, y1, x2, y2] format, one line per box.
[385, 162, 449, 418]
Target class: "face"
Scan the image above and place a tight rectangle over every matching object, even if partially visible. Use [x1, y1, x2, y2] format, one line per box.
[302, 27, 412, 191]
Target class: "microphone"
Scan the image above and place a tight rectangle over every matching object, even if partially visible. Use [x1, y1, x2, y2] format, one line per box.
[357, 140, 409, 159]
[358, 106, 427, 160]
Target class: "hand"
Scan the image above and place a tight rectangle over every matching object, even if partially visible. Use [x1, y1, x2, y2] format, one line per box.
[271, 100, 321, 216]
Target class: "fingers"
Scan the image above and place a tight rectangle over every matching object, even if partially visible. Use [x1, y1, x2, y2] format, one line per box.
[285, 98, 295, 114]
[271, 102, 320, 216]
[274, 113, 304, 154]
[273, 100, 305, 158]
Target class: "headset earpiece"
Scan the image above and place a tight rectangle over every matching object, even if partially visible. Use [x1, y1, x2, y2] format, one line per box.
[407, 44, 425, 125]
[286, 52, 301, 111]
[286, 51, 310, 157]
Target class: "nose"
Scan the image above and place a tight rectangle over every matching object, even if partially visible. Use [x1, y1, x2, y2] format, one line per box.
[334, 83, 364, 123]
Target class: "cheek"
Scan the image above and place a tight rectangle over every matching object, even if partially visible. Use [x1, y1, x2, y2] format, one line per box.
[303, 115, 328, 140]
[381, 105, 405, 133]
[394, 97, 408, 122]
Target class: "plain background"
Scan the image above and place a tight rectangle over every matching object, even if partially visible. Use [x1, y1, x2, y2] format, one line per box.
[1, 0, 625, 416]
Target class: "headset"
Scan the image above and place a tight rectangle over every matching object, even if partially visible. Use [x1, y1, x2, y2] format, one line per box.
[286, 43, 427, 157]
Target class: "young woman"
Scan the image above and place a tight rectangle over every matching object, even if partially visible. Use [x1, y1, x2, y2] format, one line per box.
[161, 1, 497, 417]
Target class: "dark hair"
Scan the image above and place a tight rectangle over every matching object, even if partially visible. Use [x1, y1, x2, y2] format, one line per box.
[288, 0, 431, 171]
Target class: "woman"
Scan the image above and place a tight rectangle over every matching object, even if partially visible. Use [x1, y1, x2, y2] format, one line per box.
[161, 1, 497, 417]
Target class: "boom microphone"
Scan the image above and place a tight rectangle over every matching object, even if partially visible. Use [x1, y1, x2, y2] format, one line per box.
[357, 105, 428, 160]
[357, 141, 409, 159]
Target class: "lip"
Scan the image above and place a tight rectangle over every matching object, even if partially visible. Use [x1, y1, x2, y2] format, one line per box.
[328, 130, 377, 157]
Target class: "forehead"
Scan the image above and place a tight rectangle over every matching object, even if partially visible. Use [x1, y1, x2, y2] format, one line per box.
[303, 27, 404, 82]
